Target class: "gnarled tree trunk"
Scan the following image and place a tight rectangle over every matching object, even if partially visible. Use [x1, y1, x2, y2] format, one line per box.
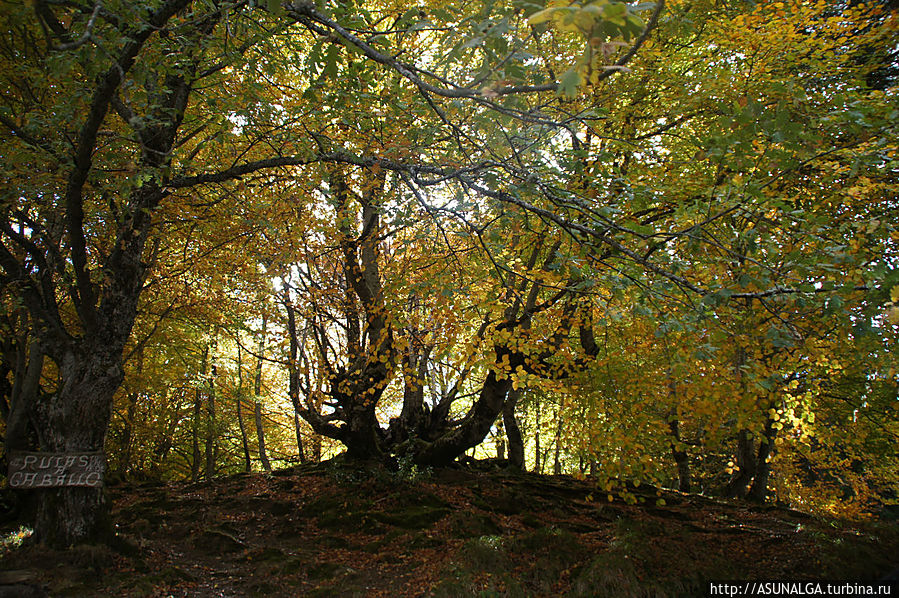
[30, 339, 128, 546]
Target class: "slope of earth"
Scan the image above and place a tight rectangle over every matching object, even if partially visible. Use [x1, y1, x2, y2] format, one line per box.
[1, 460, 897, 597]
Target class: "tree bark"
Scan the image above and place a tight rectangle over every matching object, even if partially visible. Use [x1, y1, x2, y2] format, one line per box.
[725, 429, 757, 499]
[503, 389, 525, 470]
[294, 410, 307, 464]
[534, 396, 542, 474]
[748, 417, 778, 502]
[235, 342, 252, 472]
[412, 363, 513, 467]
[31, 341, 124, 546]
[254, 315, 271, 471]
[192, 344, 210, 482]
[283, 291, 320, 463]
[668, 416, 691, 493]
[312, 434, 322, 463]
[205, 339, 218, 480]
[553, 405, 564, 475]
[253, 398, 271, 469]
[191, 377, 202, 483]
[2, 3, 230, 546]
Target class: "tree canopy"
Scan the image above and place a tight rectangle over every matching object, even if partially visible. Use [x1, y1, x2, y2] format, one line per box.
[1, 0, 897, 547]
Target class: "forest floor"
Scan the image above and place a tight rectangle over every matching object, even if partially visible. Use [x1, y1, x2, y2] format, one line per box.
[1, 460, 898, 597]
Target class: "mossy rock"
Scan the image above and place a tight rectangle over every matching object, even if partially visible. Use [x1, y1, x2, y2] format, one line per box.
[158, 566, 196, 584]
[456, 535, 511, 574]
[279, 557, 308, 575]
[316, 510, 386, 533]
[275, 520, 307, 539]
[509, 527, 587, 592]
[306, 561, 357, 581]
[519, 512, 542, 528]
[48, 579, 92, 597]
[363, 529, 404, 552]
[303, 494, 384, 532]
[251, 546, 288, 562]
[390, 489, 450, 510]
[481, 487, 529, 515]
[314, 534, 352, 549]
[306, 561, 343, 580]
[556, 519, 601, 534]
[371, 505, 450, 529]
[406, 531, 445, 549]
[569, 553, 691, 598]
[448, 510, 502, 538]
[275, 476, 299, 489]
[430, 569, 527, 598]
[197, 527, 245, 554]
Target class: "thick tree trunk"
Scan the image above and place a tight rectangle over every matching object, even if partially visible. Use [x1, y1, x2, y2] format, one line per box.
[2, 2, 219, 547]
[34, 486, 112, 547]
[674, 450, 691, 493]
[503, 390, 525, 470]
[412, 366, 513, 467]
[30, 343, 124, 546]
[725, 429, 757, 499]
[748, 418, 778, 502]
[668, 417, 691, 493]
[294, 411, 307, 464]
[312, 436, 322, 462]
[342, 391, 385, 460]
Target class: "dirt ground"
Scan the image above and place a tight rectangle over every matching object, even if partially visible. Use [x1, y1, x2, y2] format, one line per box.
[2, 461, 897, 597]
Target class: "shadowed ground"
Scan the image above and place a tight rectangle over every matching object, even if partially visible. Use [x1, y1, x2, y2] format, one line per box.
[2, 461, 897, 597]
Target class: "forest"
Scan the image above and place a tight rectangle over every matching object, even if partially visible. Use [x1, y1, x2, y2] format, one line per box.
[0, 0, 897, 565]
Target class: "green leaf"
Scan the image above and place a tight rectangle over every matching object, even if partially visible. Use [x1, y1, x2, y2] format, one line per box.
[528, 7, 561, 25]
[559, 67, 582, 98]
[266, 0, 283, 16]
[701, 288, 733, 307]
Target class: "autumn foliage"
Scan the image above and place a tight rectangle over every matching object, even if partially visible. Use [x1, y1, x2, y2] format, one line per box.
[0, 0, 897, 547]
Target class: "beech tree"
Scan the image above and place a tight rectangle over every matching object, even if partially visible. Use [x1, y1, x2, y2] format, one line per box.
[0, 0, 661, 545]
[1, 0, 896, 548]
